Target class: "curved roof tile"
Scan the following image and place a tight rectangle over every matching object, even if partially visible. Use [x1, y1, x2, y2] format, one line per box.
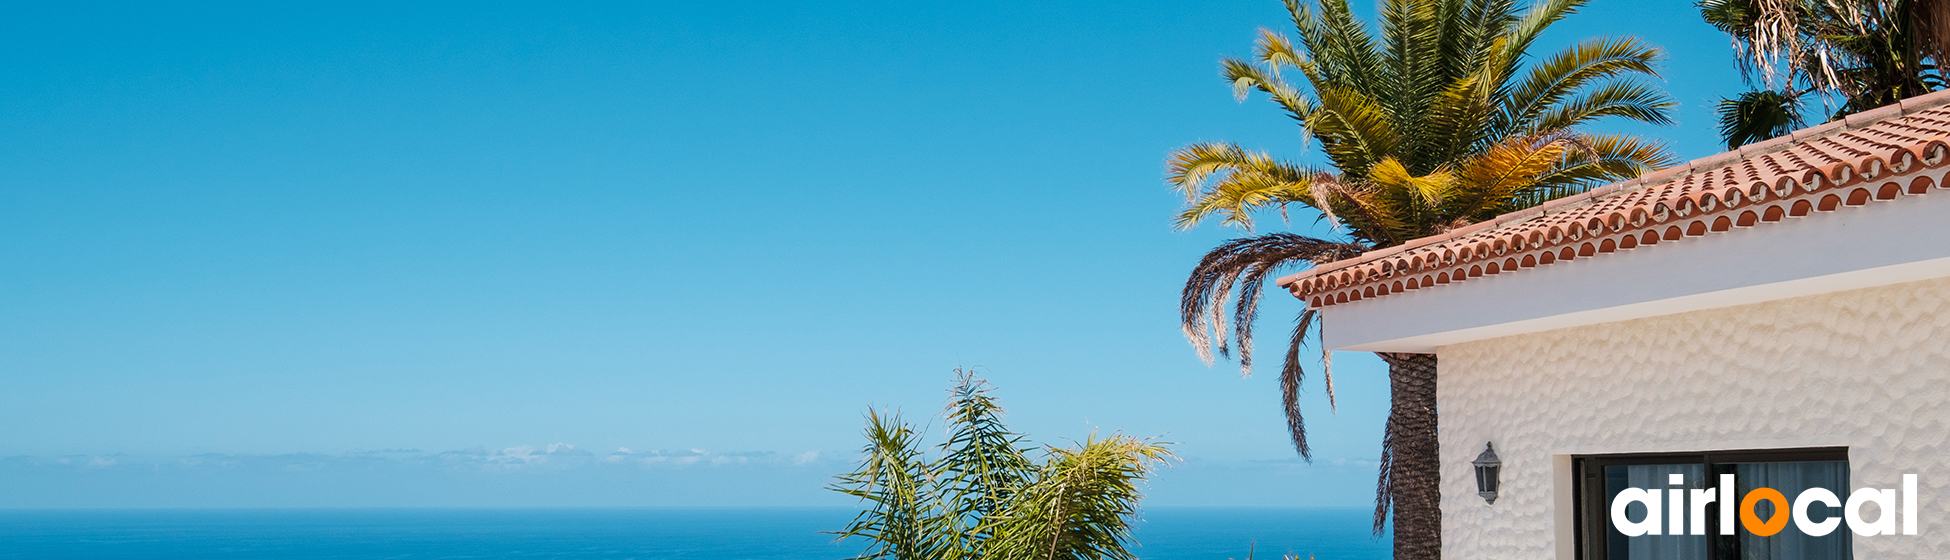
[1276, 89, 1950, 308]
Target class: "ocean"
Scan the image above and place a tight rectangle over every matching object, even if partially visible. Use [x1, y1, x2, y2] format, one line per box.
[0, 507, 1390, 559]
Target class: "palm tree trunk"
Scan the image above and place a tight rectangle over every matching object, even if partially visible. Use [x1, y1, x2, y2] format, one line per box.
[1378, 352, 1440, 560]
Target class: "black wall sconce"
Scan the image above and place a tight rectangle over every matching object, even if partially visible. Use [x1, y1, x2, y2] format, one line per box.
[1473, 442, 1501, 505]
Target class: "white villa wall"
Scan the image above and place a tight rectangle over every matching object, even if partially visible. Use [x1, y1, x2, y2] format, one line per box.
[1438, 276, 1950, 559]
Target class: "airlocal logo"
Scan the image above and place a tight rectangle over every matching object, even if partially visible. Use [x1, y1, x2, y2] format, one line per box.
[1612, 474, 1919, 537]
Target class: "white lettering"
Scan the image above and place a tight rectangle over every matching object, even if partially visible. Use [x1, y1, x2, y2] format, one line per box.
[1610, 472, 1923, 537]
[1612, 488, 1663, 536]
[1720, 474, 1736, 535]
[1904, 474, 1918, 535]
[1793, 488, 1842, 537]
[1670, 487, 1686, 536]
[1691, 487, 1718, 535]
[1845, 488, 1896, 536]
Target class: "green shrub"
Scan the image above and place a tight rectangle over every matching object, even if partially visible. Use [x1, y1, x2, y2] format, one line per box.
[830, 370, 1172, 560]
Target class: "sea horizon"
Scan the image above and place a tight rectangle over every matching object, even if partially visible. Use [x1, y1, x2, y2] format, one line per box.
[0, 506, 1392, 560]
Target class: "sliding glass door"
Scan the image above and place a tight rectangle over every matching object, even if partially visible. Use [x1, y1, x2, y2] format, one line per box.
[1574, 448, 1850, 560]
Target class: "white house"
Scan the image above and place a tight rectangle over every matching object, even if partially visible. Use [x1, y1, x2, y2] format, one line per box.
[1276, 90, 1950, 559]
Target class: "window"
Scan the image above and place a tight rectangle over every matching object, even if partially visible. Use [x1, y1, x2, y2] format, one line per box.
[1574, 448, 1850, 560]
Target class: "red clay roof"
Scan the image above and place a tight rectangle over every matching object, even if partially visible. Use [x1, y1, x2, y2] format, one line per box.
[1277, 88, 1950, 309]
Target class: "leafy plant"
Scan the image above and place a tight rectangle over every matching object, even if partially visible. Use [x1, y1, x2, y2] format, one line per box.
[831, 370, 1173, 560]
[1165, 1, 1675, 558]
[1699, 0, 1950, 148]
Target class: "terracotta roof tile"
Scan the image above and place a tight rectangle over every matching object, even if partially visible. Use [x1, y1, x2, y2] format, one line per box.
[1275, 89, 1950, 308]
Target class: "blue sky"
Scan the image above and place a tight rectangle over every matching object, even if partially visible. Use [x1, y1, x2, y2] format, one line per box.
[0, 0, 1743, 508]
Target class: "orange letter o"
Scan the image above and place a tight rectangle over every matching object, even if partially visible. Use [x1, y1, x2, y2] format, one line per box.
[1741, 488, 1790, 536]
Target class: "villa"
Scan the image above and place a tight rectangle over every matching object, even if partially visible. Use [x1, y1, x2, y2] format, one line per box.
[1277, 90, 1950, 559]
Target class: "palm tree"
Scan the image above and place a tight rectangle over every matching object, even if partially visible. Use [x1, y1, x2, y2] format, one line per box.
[1166, 0, 1677, 557]
[831, 370, 1173, 560]
[1701, 0, 1950, 149]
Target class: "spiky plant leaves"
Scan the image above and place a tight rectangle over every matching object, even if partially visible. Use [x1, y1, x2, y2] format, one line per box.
[832, 374, 1171, 560]
[1498, 35, 1667, 131]
[1166, 143, 1317, 232]
[1169, 0, 1675, 452]
[1698, 0, 1820, 89]
[1698, 0, 1950, 148]
[1178, 234, 1362, 460]
[1279, 309, 1322, 459]
[981, 435, 1173, 560]
[831, 410, 949, 560]
[1178, 234, 1365, 372]
[1518, 133, 1676, 208]
[937, 370, 1035, 551]
[1717, 89, 1805, 149]
[1168, 1, 1680, 557]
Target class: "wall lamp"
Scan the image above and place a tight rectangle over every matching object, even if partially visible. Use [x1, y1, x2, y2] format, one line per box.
[1473, 442, 1501, 505]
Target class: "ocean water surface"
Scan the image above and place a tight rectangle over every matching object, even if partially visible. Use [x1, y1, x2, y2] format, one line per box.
[0, 507, 1388, 560]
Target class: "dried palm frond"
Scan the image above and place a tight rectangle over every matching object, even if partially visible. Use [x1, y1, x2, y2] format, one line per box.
[1166, 0, 1681, 550]
[1702, 0, 1950, 147]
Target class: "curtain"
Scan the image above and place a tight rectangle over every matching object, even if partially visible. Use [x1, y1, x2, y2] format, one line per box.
[1737, 461, 1851, 560]
[1609, 464, 1710, 560]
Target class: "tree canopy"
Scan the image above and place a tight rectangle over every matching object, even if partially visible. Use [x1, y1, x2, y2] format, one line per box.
[1702, 0, 1950, 148]
[1167, 0, 1677, 459]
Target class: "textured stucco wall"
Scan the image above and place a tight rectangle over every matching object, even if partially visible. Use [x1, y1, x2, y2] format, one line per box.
[1439, 275, 1950, 559]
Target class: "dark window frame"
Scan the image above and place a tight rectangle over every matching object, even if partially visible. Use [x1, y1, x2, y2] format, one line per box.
[1572, 447, 1849, 560]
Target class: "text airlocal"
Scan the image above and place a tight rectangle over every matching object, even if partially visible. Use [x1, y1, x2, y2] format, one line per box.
[1612, 474, 1919, 537]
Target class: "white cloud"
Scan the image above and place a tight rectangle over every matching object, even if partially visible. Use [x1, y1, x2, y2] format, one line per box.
[792, 450, 820, 465]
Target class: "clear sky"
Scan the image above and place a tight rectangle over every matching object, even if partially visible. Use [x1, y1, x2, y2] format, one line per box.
[0, 0, 1744, 508]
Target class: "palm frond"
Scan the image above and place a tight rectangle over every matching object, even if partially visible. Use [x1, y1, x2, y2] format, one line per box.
[1224, 56, 1318, 123]
[1307, 174, 1407, 245]
[983, 435, 1174, 560]
[1500, 0, 1590, 73]
[1279, 309, 1318, 459]
[1518, 133, 1675, 207]
[1498, 37, 1668, 134]
[1445, 0, 1521, 80]
[1168, 0, 1687, 545]
[1304, 84, 1402, 175]
[936, 370, 1034, 534]
[1529, 79, 1677, 133]
[1297, 0, 1387, 95]
[831, 410, 946, 560]
[1178, 233, 1367, 370]
[1444, 131, 1585, 217]
[1368, 156, 1454, 208]
[1255, 28, 1309, 74]
[1173, 0, 1677, 411]
[834, 378, 1173, 560]
[1379, 0, 1452, 128]
[1716, 89, 1805, 149]
[1698, 0, 1812, 88]
[1164, 142, 1316, 231]
[1912, 0, 1950, 71]
[1418, 72, 1499, 166]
